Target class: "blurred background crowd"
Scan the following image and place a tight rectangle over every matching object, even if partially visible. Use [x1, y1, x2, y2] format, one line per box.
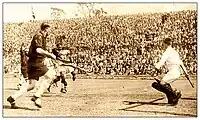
[3, 10, 197, 76]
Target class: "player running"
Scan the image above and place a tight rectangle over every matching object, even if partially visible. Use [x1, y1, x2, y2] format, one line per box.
[151, 37, 188, 106]
[7, 22, 57, 108]
[47, 44, 76, 93]
[16, 43, 29, 90]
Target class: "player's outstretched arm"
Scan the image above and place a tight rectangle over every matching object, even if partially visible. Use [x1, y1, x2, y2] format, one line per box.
[36, 48, 56, 60]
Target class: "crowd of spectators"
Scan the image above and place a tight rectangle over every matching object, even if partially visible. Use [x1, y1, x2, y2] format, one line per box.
[3, 10, 197, 76]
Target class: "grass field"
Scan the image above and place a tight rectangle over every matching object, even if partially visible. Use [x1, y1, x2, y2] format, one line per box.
[3, 74, 197, 117]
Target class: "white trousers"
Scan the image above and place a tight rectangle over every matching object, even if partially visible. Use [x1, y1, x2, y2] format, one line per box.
[56, 66, 74, 77]
[162, 69, 181, 83]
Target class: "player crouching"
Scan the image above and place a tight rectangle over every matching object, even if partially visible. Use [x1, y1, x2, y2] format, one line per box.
[151, 38, 188, 106]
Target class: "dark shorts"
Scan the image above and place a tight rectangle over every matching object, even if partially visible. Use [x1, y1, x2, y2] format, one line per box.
[28, 63, 49, 80]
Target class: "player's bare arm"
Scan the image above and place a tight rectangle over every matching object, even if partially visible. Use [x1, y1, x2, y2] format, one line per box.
[36, 48, 56, 60]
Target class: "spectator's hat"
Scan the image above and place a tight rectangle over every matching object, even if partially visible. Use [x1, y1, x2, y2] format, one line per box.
[163, 37, 172, 45]
[41, 22, 50, 30]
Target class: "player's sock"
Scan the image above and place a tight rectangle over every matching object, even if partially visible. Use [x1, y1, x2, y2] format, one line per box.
[162, 83, 181, 105]
[63, 86, 67, 91]
[32, 80, 47, 108]
[31, 95, 41, 108]
[47, 81, 54, 92]
[60, 76, 67, 93]
[7, 96, 18, 109]
[53, 76, 60, 87]
[71, 71, 76, 81]
[48, 76, 60, 92]
[60, 87, 67, 93]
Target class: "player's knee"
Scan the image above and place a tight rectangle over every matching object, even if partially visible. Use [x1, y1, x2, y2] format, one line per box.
[27, 79, 37, 91]
[27, 86, 35, 91]
[163, 83, 172, 91]
[152, 82, 159, 89]
[61, 76, 65, 82]
[44, 68, 56, 80]
[60, 72, 65, 77]
[43, 79, 51, 88]
[151, 82, 164, 92]
[54, 76, 60, 83]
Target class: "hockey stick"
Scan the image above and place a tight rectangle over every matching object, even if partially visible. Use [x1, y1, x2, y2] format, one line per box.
[180, 65, 194, 88]
[56, 58, 92, 74]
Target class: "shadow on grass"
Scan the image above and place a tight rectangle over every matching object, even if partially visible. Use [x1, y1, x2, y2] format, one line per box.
[122, 97, 197, 106]
[3, 105, 40, 111]
[4, 88, 19, 91]
[122, 97, 166, 108]
[122, 100, 168, 106]
[120, 97, 197, 117]
[181, 97, 197, 100]
[120, 109, 196, 117]
[26, 94, 63, 98]
[41, 94, 63, 97]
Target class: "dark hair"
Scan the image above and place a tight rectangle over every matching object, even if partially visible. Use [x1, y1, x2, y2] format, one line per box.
[62, 47, 69, 50]
[40, 22, 50, 30]
[163, 38, 172, 45]
[56, 44, 62, 47]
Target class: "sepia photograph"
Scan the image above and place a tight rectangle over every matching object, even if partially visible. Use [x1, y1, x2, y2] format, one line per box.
[2, 2, 197, 117]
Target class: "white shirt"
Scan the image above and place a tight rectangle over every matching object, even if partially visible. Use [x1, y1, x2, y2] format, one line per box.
[155, 46, 187, 74]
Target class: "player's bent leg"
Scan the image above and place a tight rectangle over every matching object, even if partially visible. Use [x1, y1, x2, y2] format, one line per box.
[53, 76, 61, 83]
[47, 67, 61, 92]
[152, 82, 175, 104]
[162, 73, 182, 105]
[71, 71, 76, 81]
[47, 76, 60, 92]
[162, 70, 180, 84]
[32, 68, 56, 108]
[152, 81, 181, 105]
[32, 79, 49, 108]
[152, 82, 167, 93]
[68, 67, 76, 81]
[7, 96, 18, 109]
[44, 68, 57, 80]
[7, 79, 37, 108]
[34, 69, 56, 97]
[27, 79, 38, 91]
[11, 79, 37, 99]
